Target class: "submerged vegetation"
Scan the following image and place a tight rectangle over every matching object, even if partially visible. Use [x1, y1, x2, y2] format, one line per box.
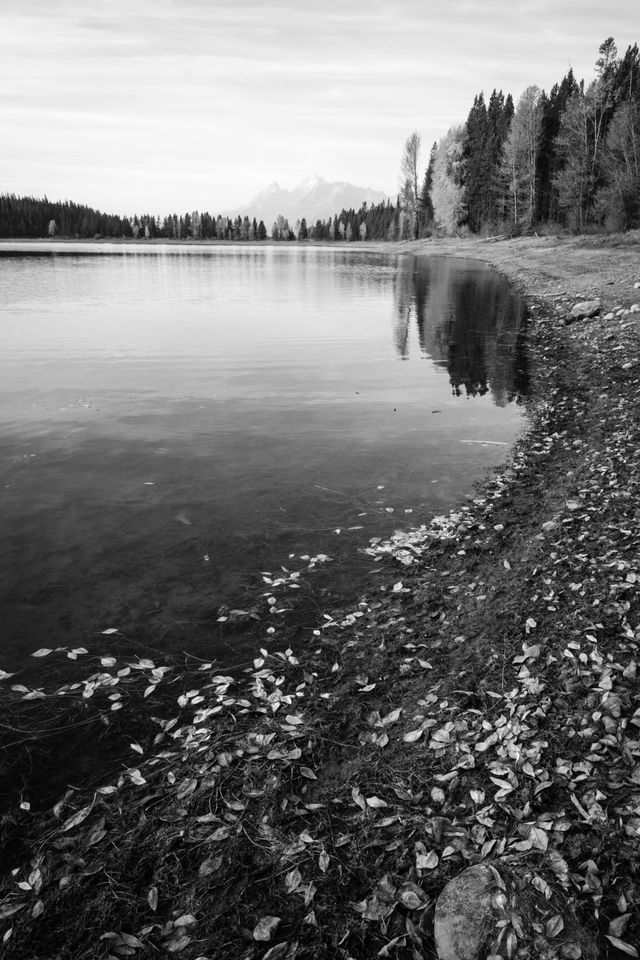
[2, 235, 640, 958]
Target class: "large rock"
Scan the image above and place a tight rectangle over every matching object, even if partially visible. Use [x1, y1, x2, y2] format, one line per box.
[568, 299, 601, 322]
[434, 864, 498, 960]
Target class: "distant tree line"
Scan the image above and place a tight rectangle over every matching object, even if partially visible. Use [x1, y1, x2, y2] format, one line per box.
[0, 195, 133, 239]
[2, 39, 637, 243]
[0, 191, 404, 245]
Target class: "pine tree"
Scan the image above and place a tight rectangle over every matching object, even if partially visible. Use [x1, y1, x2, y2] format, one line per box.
[417, 142, 436, 236]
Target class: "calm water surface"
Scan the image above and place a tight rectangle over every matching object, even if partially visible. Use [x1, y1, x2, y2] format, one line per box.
[0, 244, 529, 669]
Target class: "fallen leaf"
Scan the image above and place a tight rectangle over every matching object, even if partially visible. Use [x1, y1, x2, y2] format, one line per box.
[60, 803, 93, 833]
[546, 915, 564, 938]
[253, 916, 280, 942]
[262, 944, 290, 960]
[605, 937, 638, 957]
[403, 728, 423, 743]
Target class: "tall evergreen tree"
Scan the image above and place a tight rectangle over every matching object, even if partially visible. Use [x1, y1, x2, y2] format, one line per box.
[536, 69, 580, 222]
[417, 142, 436, 235]
[463, 93, 489, 231]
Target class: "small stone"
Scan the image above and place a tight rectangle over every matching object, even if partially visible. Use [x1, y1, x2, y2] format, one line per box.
[622, 361, 634, 370]
[434, 865, 498, 960]
[569, 299, 601, 321]
[630, 303, 640, 314]
[542, 520, 558, 532]
[603, 312, 615, 320]
[634, 281, 640, 289]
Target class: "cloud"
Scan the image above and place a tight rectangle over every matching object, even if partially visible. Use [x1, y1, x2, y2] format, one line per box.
[1, 0, 638, 212]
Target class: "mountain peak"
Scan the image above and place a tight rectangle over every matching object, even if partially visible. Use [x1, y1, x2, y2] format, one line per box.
[295, 173, 324, 191]
[227, 176, 387, 225]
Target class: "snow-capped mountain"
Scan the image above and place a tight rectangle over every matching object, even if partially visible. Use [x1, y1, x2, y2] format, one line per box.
[226, 174, 388, 226]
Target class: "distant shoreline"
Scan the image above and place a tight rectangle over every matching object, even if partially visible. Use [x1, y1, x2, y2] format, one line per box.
[0, 236, 416, 250]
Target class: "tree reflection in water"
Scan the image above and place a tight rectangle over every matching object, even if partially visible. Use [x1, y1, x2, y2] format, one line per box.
[393, 254, 529, 406]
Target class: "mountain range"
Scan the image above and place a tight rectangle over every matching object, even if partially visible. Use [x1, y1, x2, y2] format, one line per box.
[225, 174, 388, 226]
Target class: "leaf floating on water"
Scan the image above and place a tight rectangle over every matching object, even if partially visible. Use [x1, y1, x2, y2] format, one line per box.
[31, 648, 53, 657]
[102, 628, 119, 635]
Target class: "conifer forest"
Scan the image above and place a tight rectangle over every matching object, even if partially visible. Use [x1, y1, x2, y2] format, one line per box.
[1, 38, 638, 243]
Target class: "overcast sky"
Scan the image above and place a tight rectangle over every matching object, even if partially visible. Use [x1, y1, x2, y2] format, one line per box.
[1, 0, 638, 216]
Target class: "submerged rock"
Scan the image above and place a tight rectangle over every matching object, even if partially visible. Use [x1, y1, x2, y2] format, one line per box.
[568, 299, 601, 322]
[434, 864, 497, 960]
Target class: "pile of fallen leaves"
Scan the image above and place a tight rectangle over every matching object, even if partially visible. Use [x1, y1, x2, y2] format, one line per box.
[2, 290, 640, 958]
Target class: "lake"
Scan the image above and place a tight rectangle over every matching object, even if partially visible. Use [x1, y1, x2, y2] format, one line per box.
[0, 243, 529, 670]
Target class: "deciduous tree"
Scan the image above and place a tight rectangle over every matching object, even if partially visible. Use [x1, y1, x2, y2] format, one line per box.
[431, 126, 467, 234]
[502, 86, 542, 229]
[399, 131, 421, 239]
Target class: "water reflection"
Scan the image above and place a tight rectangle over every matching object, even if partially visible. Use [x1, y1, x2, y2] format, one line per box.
[0, 246, 528, 672]
[393, 255, 529, 406]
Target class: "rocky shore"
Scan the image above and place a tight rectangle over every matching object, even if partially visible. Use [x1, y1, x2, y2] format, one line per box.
[1, 232, 640, 959]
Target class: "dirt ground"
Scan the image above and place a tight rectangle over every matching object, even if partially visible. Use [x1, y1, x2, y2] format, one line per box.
[2, 232, 640, 960]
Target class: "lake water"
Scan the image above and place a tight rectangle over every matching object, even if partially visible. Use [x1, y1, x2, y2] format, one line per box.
[0, 243, 529, 670]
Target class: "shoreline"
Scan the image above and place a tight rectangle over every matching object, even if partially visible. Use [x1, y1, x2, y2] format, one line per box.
[2, 233, 640, 958]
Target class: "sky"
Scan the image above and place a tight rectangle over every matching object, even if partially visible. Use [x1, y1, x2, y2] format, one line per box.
[1, 0, 638, 216]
